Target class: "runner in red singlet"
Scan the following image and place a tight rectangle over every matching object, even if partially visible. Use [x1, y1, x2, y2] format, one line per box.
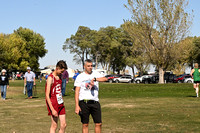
[45, 60, 68, 133]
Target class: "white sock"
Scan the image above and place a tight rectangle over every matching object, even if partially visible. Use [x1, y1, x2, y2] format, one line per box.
[196, 88, 199, 94]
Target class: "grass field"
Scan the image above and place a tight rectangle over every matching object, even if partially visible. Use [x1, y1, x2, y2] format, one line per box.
[0, 79, 200, 133]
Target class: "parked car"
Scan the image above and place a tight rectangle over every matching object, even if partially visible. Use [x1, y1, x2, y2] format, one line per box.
[105, 74, 123, 83]
[164, 74, 177, 83]
[105, 75, 114, 83]
[174, 74, 191, 83]
[113, 75, 133, 83]
[142, 74, 177, 84]
[142, 75, 159, 84]
[134, 75, 152, 83]
[183, 77, 193, 83]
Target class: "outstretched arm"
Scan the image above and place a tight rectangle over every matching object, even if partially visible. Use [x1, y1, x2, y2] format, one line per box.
[93, 77, 108, 82]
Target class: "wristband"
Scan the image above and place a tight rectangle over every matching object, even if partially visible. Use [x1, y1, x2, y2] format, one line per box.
[94, 77, 96, 82]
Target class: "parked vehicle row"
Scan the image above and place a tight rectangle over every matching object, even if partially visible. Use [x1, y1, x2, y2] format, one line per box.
[105, 73, 193, 84]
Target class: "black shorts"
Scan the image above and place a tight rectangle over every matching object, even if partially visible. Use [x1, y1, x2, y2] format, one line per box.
[194, 81, 200, 83]
[79, 100, 102, 124]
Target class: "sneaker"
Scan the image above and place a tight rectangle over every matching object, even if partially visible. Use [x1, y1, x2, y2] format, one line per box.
[3, 98, 5, 100]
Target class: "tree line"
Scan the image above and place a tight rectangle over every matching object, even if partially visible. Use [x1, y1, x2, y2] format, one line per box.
[63, 0, 200, 83]
[0, 27, 47, 72]
[63, 25, 200, 76]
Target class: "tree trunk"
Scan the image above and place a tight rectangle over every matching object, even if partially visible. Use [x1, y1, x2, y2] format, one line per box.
[95, 53, 98, 70]
[131, 65, 135, 78]
[81, 52, 85, 70]
[159, 67, 164, 84]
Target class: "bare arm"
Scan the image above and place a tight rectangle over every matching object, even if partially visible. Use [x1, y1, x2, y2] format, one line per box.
[24, 77, 26, 85]
[190, 69, 194, 77]
[45, 77, 58, 117]
[95, 77, 108, 82]
[33, 77, 36, 85]
[75, 86, 81, 115]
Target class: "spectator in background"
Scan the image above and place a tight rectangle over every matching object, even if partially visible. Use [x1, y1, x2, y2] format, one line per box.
[61, 69, 69, 96]
[39, 73, 42, 83]
[72, 69, 80, 91]
[24, 67, 36, 99]
[45, 73, 49, 81]
[0, 69, 9, 100]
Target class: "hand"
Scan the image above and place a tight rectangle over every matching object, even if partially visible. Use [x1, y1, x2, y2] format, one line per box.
[90, 80, 94, 87]
[34, 82, 36, 86]
[7, 85, 9, 89]
[52, 109, 58, 117]
[75, 106, 81, 115]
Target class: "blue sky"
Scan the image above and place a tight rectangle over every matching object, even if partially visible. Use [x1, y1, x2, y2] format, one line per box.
[0, 0, 199, 71]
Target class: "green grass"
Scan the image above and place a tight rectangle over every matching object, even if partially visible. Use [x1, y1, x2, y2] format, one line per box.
[0, 80, 200, 133]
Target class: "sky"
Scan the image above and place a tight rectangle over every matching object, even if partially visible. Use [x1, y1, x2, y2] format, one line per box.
[0, 0, 200, 72]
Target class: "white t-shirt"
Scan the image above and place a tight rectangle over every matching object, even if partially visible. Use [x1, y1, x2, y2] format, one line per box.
[74, 71, 103, 101]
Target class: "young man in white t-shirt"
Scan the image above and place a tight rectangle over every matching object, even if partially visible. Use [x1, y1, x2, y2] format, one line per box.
[74, 59, 108, 133]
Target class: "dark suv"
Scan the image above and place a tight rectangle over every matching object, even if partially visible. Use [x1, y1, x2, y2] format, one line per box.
[142, 74, 176, 84]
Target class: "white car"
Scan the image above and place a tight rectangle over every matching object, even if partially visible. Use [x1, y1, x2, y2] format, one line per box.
[184, 78, 193, 83]
[134, 75, 152, 84]
[113, 75, 133, 83]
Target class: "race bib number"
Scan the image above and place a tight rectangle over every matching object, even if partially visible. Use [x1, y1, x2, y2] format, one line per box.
[56, 94, 64, 104]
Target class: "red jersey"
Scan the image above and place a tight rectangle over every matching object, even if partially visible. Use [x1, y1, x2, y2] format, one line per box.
[45, 73, 65, 115]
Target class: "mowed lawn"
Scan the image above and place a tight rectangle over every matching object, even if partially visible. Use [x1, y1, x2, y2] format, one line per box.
[0, 79, 200, 133]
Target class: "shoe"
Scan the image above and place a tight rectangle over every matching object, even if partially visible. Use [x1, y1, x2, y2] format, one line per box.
[3, 98, 5, 100]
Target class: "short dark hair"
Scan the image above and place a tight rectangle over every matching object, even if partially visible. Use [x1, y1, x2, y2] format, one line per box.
[56, 60, 67, 69]
[84, 59, 92, 65]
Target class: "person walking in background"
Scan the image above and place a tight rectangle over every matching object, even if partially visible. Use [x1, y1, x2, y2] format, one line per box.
[74, 59, 108, 133]
[45, 73, 49, 81]
[190, 63, 200, 97]
[45, 60, 67, 133]
[24, 67, 35, 99]
[0, 69, 9, 100]
[61, 69, 69, 96]
[72, 69, 80, 91]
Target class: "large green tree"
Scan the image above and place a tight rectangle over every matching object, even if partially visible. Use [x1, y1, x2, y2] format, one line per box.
[124, 0, 193, 83]
[121, 23, 150, 77]
[14, 27, 47, 71]
[63, 26, 93, 69]
[0, 33, 28, 71]
[63, 26, 128, 73]
[0, 27, 47, 72]
[95, 26, 127, 73]
[191, 36, 200, 65]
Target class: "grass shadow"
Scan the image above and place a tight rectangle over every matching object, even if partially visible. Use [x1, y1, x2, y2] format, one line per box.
[186, 95, 197, 98]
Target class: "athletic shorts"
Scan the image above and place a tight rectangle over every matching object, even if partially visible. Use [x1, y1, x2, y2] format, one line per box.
[194, 81, 200, 84]
[79, 100, 102, 124]
[47, 104, 66, 116]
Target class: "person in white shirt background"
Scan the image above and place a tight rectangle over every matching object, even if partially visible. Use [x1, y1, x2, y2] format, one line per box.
[24, 67, 35, 99]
